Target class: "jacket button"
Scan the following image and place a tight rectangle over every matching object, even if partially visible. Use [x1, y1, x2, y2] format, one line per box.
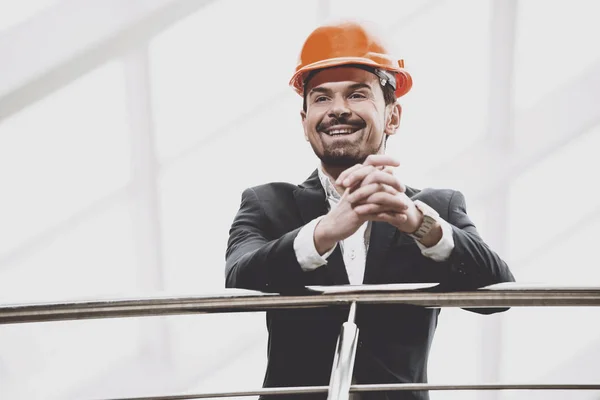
[453, 262, 466, 274]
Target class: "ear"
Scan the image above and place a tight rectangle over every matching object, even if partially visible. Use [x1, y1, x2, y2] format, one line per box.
[300, 110, 309, 141]
[384, 102, 402, 136]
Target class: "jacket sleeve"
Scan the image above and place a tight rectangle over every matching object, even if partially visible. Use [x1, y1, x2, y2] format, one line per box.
[225, 188, 308, 292]
[440, 190, 516, 314]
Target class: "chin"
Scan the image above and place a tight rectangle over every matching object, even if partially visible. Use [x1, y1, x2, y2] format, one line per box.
[319, 152, 365, 167]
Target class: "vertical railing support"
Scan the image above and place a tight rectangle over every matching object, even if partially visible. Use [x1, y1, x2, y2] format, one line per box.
[327, 302, 359, 400]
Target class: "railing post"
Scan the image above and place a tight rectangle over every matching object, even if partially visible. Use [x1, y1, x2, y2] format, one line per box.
[327, 301, 359, 400]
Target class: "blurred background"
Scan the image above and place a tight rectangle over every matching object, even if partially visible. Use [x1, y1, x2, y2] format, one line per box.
[1, 0, 600, 399]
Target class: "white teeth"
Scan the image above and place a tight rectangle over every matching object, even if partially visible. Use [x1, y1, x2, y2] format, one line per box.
[327, 128, 355, 135]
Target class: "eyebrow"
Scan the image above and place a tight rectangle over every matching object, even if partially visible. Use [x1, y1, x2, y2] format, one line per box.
[347, 83, 373, 92]
[308, 82, 373, 97]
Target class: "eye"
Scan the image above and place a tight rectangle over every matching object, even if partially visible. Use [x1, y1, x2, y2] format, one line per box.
[349, 92, 367, 99]
[314, 96, 329, 103]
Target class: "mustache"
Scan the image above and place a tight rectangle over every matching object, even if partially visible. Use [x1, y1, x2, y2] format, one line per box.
[317, 117, 365, 132]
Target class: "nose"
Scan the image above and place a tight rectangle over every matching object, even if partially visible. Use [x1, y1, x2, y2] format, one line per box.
[328, 95, 351, 119]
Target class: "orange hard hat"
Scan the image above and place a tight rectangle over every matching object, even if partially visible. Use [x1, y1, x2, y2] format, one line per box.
[290, 21, 413, 98]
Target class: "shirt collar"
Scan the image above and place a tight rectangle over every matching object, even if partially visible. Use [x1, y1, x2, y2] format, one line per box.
[317, 166, 342, 202]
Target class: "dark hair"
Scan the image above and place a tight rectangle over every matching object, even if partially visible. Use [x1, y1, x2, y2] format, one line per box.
[382, 84, 397, 107]
[302, 77, 397, 112]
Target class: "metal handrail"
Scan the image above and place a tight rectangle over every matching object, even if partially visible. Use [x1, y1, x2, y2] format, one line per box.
[4, 283, 600, 399]
[2, 283, 600, 325]
[94, 383, 600, 399]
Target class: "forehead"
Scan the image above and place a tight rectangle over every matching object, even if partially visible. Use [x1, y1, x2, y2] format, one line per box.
[305, 66, 378, 93]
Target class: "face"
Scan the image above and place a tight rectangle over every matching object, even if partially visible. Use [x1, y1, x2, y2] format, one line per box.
[301, 66, 401, 168]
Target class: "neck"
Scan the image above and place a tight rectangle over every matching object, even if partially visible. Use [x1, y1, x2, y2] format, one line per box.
[320, 163, 346, 181]
[319, 163, 350, 196]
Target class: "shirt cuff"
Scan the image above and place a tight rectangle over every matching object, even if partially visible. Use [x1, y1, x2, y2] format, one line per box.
[294, 216, 337, 271]
[414, 218, 455, 262]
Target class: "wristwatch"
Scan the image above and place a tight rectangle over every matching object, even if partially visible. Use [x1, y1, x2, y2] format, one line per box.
[408, 200, 439, 240]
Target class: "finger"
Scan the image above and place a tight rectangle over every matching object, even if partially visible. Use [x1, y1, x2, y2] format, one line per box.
[354, 204, 408, 223]
[354, 201, 404, 215]
[373, 165, 395, 174]
[339, 186, 352, 202]
[368, 212, 408, 224]
[337, 158, 401, 187]
[360, 192, 410, 211]
[379, 166, 395, 176]
[372, 168, 406, 192]
[346, 183, 397, 204]
[339, 165, 378, 188]
[363, 154, 401, 168]
[335, 164, 363, 186]
[360, 170, 405, 192]
[353, 203, 393, 215]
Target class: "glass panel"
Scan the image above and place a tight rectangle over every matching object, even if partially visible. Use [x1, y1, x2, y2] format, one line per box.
[501, 124, 600, 399]
[508, 123, 600, 273]
[149, 0, 320, 162]
[514, 0, 600, 109]
[0, 0, 57, 32]
[330, 0, 437, 31]
[0, 61, 131, 260]
[0, 200, 138, 303]
[150, 2, 323, 395]
[384, 0, 492, 176]
[0, 317, 142, 400]
[0, 59, 140, 399]
[158, 93, 311, 293]
[0, 200, 142, 399]
[502, 306, 600, 400]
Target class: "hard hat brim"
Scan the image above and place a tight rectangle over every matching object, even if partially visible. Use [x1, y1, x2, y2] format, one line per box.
[289, 57, 410, 98]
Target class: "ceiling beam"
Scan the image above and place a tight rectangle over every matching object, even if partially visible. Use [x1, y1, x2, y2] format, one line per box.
[0, 0, 217, 123]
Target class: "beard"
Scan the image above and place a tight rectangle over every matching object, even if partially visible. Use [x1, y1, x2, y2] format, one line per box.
[318, 143, 367, 167]
[314, 131, 386, 168]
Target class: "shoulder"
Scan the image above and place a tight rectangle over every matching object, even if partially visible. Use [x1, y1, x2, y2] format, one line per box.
[408, 186, 464, 219]
[242, 181, 300, 204]
[246, 170, 319, 201]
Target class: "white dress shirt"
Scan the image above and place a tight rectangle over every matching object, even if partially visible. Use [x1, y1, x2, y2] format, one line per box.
[293, 167, 455, 284]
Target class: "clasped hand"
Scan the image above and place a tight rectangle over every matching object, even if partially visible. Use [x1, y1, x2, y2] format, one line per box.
[314, 155, 423, 254]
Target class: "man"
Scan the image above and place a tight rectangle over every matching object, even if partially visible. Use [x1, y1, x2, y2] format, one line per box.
[225, 21, 515, 400]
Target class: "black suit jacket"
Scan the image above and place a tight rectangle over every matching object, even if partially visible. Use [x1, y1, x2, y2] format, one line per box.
[225, 170, 515, 400]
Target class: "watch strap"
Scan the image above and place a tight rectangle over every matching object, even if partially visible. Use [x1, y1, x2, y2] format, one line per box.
[409, 200, 439, 240]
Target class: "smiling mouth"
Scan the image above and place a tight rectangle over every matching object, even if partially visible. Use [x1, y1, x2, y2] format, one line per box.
[321, 126, 362, 136]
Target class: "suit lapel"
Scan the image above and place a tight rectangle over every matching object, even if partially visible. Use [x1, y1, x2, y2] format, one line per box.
[293, 170, 327, 224]
[293, 170, 349, 285]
